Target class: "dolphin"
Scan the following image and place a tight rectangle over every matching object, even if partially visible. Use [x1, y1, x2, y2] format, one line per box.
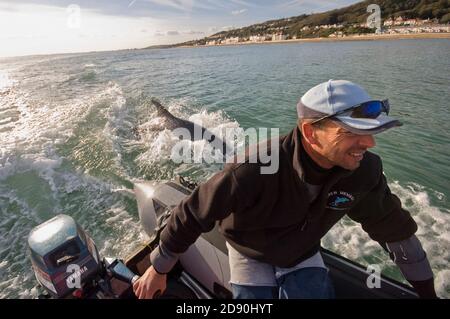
[332, 196, 350, 207]
[150, 98, 230, 156]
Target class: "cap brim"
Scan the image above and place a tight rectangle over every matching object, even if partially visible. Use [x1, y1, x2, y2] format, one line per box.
[333, 113, 402, 135]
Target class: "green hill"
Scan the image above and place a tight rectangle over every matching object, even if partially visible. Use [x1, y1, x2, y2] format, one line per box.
[175, 0, 449, 46]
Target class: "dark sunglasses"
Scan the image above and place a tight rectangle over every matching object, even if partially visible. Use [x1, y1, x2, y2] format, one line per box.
[311, 99, 390, 125]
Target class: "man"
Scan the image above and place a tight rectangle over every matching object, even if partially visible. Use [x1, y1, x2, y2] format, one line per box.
[133, 80, 437, 299]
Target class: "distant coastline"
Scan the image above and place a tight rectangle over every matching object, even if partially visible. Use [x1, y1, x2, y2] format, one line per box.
[177, 32, 450, 49]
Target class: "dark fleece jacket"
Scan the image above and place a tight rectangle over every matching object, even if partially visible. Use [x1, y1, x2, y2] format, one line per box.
[159, 126, 417, 268]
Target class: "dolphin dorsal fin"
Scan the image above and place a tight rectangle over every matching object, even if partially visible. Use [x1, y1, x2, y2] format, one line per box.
[151, 98, 173, 118]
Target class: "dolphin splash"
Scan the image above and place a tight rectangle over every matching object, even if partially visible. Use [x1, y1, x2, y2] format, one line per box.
[149, 98, 230, 157]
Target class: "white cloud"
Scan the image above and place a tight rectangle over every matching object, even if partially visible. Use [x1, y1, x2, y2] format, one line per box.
[144, 0, 193, 12]
[183, 30, 205, 35]
[0, 3, 162, 57]
[205, 0, 228, 9]
[279, 0, 322, 9]
[231, 8, 247, 16]
[220, 26, 236, 31]
[144, 0, 219, 12]
[229, 0, 257, 7]
[279, 0, 357, 11]
[166, 30, 180, 36]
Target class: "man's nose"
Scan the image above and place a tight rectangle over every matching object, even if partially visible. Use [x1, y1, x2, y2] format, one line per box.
[359, 135, 376, 149]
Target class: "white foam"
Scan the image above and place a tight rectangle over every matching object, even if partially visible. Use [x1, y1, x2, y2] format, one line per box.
[0, 81, 150, 298]
[134, 99, 240, 176]
[0, 82, 125, 181]
[98, 201, 147, 258]
[0, 157, 15, 181]
[101, 84, 134, 180]
[323, 180, 450, 298]
[111, 187, 136, 199]
[0, 188, 42, 298]
[0, 260, 8, 270]
[435, 270, 450, 297]
[0, 71, 15, 93]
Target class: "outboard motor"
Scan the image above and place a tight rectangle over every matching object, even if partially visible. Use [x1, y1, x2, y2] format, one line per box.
[28, 214, 138, 299]
[28, 214, 101, 298]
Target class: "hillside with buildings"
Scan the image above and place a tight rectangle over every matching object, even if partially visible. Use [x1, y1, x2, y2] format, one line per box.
[173, 0, 449, 47]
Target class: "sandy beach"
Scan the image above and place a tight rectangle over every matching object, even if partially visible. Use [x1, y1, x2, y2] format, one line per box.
[180, 32, 450, 48]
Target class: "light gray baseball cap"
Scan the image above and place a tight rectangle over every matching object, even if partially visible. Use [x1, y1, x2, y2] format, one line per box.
[297, 80, 402, 134]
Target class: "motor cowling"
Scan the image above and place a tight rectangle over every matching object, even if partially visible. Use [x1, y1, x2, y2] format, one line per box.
[28, 214, 101, 298]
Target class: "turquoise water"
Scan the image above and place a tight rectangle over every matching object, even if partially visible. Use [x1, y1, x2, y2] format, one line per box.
[0, 39, 449, 298]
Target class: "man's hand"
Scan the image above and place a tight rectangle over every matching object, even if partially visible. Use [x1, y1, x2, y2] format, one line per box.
[133, 265, 167, 299]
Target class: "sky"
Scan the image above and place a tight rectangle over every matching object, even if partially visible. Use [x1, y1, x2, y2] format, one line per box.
[0, 0, 361, 58]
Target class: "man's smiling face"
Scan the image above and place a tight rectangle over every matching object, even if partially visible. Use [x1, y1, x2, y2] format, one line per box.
[302, 120, 377, 170]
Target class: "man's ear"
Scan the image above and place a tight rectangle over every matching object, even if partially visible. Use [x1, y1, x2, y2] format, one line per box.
[300, 121, 319, 146]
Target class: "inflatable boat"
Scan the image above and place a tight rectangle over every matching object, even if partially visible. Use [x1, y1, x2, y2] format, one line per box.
[28, 177, 418, 299]
[128, 177, 418, 299]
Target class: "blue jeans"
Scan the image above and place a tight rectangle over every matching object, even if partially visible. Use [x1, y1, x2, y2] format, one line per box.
[231, 267, 335, 299]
